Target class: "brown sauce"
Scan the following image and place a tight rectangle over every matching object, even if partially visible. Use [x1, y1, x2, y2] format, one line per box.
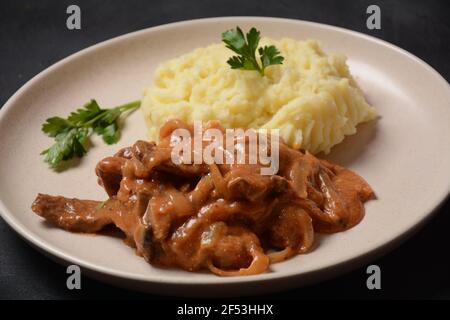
[31, 120, 374, 276]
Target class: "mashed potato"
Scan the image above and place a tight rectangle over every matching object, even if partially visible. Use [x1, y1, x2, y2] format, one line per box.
[141, 38, 376, 154]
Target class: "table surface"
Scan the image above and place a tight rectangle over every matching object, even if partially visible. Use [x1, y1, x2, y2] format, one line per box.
[1, 0, 449, 300]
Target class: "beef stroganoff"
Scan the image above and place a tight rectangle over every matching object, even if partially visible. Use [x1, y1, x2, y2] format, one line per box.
[32, 120, 374, 276]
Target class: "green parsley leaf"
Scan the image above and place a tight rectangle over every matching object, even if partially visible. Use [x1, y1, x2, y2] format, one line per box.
[95, 121, 120, 145]
[40, 128, 88, 168]
[222, 27, 247, 55]
[67, 99, 102, 126]
[259, 45, 284, 69]
[41, 117, 72, 137]
[246, 27, 261, 55]
[41, 100, 140, 169]
[227, 56, 245, 69]
[222, 26, 284, 76]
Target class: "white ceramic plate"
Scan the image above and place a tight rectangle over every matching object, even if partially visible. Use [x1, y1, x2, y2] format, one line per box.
[1, 17, 449, 297]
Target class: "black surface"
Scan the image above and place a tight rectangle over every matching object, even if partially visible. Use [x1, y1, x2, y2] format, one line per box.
[0, 0, 449, 300]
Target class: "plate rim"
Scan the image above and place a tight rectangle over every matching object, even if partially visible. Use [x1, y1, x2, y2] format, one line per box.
[1, 16, 450, 288]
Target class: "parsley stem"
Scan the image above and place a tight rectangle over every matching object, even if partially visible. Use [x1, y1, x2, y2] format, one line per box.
[250, 51, 263, 76]
[83, 100, 140, 127]
[117, 100, 141, 112]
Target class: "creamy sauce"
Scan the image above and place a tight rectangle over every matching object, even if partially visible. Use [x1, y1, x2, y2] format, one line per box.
[32, 120, 374, 276]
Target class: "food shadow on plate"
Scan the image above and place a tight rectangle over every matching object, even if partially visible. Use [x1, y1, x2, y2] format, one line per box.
[41, 221, 124, 240]
[51, 157, 83, 172]
[319, 118, 379, 167]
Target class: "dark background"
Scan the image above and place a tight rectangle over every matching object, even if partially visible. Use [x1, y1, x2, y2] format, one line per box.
[0, 0, 449, 300]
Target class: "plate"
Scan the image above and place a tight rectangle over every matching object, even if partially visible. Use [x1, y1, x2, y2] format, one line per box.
[1, 17, 449, 297]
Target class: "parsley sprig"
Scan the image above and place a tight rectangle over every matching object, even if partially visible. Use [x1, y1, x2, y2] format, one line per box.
[41, 99, 140, 169]
[222, 27, 284, 76]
